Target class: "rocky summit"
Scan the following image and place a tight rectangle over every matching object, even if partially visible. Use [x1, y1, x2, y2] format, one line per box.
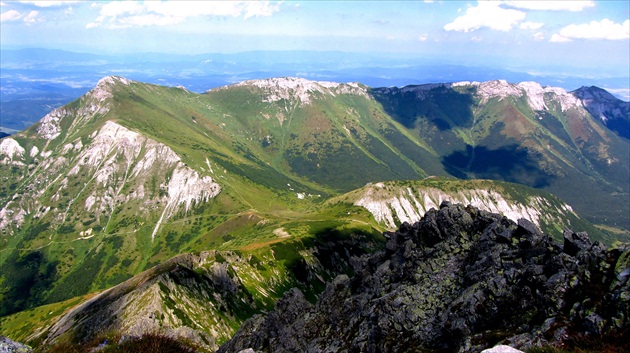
[218, 202, 630, 353]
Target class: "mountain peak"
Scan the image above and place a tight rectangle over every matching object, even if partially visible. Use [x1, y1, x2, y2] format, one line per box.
[92, 76, 132, 101]
[571, 85, 630, 138]
[34, 76, 131, 140]
[216, 77, 367, 105]
[572, 85, 620, 103]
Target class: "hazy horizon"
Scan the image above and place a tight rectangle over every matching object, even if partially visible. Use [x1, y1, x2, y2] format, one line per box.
[1, 0, 629, 107]
[2, 1, 628, 73]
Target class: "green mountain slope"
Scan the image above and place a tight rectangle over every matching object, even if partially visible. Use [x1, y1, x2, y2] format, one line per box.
[371, 80, 629, 230]
[0, 76, 627, 350]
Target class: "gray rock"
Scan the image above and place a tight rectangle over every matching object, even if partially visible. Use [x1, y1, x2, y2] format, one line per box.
[218, 203, 630, 353]
[0, 337, 32, 353]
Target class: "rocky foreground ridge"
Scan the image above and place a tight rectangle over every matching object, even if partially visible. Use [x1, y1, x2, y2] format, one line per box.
[219, 202, 630, 353]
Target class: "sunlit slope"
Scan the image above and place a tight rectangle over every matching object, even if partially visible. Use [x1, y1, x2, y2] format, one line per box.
[200, 77, 446, 190]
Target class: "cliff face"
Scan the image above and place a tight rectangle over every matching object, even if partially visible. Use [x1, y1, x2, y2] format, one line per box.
[219, 203, 630, 353]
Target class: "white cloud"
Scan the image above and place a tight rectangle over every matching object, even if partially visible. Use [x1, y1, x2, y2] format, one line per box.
[1, 8, 41, 23]
[519, 21, 543, 30]
[87, 1, 281, 29]
[23, 10, 40, 24]
[471, 35, 483, 42]
[550, 33, 571, 42]
[444, 1, 526, 32]
[551, 19, 630, 42]
[533, 32, 544, 41]
[19, 1, 79, 7]
[504, 1, 595, 12]
[418, 33, 429, 42]
[1, 9, 21, 22]
[605, 88, 630, 101]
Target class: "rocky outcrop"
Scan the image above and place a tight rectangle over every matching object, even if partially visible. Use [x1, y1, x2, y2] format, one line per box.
[219, 77, 368, 107]
[0, 337, 32, 353]
[347, 179, 576, 235]
[218, 202, 629, 353]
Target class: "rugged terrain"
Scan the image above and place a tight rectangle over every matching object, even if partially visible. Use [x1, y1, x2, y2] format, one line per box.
[219, 202, 630, 353]
[0, 76, 628, 350]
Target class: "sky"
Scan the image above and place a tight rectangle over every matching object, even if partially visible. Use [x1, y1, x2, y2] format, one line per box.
[1, 0, 629, 79]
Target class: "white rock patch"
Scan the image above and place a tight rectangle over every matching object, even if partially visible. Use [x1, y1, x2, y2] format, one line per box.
[0, 138, 25, 162]
[355, 185, 571, 230]
[215, 77, 367, 106]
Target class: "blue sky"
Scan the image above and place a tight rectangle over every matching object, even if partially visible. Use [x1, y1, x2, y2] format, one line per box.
[1, 1, 629, 79]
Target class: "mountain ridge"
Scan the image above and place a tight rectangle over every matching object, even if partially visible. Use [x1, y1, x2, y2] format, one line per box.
[0, 75, 628, 349]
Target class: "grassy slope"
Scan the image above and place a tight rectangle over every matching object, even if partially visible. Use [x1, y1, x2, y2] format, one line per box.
[1, 78, 627, 347]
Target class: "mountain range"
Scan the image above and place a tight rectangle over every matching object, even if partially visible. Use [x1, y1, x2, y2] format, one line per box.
[0, 76, 628, 351]
[2, 48, 629, 134]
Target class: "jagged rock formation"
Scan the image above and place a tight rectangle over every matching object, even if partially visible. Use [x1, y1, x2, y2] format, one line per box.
[218, 203, 630, 353]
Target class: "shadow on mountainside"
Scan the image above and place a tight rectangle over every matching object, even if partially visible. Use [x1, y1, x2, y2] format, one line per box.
[442, 143, 555, 188]
[370, 86, 476, 130]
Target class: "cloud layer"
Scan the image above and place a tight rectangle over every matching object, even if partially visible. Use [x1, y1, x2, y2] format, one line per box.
[551, 19, 630, 42]
[503, 1, 595, 12]
[1, 9, 39, 24]
[444, 2, 525, 32]
[86, 1, 280, 29]
[443, 1, 628, 44]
